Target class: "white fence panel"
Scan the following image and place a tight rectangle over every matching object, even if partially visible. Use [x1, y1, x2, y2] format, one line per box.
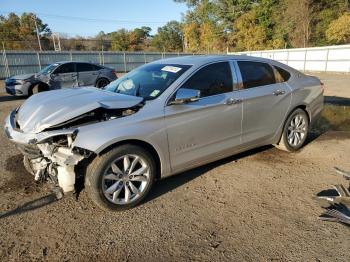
[229, 44, 350, 73]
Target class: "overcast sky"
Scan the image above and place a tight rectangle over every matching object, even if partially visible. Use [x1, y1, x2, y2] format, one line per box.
[0, 0, 188, 36]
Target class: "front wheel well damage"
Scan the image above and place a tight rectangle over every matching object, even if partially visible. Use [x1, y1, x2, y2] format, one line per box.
[28, 82, 49, 96]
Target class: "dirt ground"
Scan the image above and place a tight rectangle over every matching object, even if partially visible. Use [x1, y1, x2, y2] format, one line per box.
[0, 75, 349, 261]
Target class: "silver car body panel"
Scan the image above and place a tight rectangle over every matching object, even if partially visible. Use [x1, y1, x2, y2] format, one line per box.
[4, 55, 324, 183]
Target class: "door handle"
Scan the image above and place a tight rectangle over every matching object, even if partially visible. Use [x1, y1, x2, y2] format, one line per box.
[273, 89, 286, 96]
[225, 98, 242, 105]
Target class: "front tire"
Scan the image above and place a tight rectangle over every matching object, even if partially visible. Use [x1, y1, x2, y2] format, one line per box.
[276, 108, 309, 152]
[85, 144, 156, 211]
[28, 83, 48, 96]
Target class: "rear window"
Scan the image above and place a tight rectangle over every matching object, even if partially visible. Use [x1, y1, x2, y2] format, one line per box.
[237, 61, 276, 89]
[274, 66, 291, 82]
[92, 64, 104, 70]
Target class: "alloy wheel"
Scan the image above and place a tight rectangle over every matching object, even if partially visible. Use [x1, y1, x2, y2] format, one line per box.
[102, 154, 150, 205]
[287, 113, 307, 147]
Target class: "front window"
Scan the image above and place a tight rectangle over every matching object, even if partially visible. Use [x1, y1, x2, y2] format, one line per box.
[38, 63, 60, 74]
[53, 63, 76, 74]
[104, 63, 191, 100]
[178, 62, 234, 98]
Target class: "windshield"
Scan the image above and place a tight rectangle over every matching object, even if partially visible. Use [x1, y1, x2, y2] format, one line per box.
[104, 63, 191, 100]
[38, 63, 60, 74]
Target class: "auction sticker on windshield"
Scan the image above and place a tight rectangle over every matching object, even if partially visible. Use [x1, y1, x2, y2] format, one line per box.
[150, 90, 160, 97]
[161, 66, 182, 73]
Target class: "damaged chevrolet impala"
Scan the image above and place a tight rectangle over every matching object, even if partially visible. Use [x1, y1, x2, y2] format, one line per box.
[4, 55, 324, 211]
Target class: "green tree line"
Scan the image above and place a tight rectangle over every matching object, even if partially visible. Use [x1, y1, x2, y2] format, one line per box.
[1, 1, 349, 52]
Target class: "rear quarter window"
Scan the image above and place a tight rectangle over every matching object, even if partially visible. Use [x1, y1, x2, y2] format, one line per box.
[274, 66, 291, 82]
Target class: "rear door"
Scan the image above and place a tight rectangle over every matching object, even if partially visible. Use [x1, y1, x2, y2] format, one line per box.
[236, 60, 292, 145]
[50, 62, 77, 88]
[76, 63, 99, 86]
[164, 61, 243, 172]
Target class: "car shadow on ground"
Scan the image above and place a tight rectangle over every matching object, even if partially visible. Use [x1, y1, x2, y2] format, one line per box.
[145, 145, 272, 204]
[324, 96, 350, 106]
[0, 154, 58, 219]
[0, 94, 25, 103]
[307, 96, 350, 146]
[0, 194, 58, 219]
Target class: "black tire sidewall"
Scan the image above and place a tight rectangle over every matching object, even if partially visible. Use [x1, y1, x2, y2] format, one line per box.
[96, 78, 109, 88]
[86, 145, 156, 211]
[282, 109, 309, 151]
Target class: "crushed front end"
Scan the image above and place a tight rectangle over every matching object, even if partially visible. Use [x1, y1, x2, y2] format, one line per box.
[4, 109, 92, 196]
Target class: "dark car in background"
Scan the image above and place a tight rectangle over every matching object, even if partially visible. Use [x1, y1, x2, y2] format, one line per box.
[5, 61, 118, 96]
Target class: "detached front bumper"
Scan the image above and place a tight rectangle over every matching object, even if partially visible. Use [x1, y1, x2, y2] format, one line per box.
[4, 109, 77, 145]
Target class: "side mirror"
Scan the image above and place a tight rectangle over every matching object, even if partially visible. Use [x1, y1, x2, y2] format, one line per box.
[170, 88, 200, 105]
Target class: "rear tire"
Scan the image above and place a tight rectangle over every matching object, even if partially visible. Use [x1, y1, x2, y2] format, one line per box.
[95, 78, 110, 88]
[276, 108, 309, 152]
[85, 144, 156, 211]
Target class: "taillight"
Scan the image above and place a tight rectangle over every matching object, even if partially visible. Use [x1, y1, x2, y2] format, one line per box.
[320, 81, 324, 92]
[112, 70, 118, 77]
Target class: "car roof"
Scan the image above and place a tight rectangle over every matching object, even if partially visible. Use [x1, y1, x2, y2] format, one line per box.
[153, 54, 298, 74]
[154, 55, 276, 66]
[53, 61, 101, 65]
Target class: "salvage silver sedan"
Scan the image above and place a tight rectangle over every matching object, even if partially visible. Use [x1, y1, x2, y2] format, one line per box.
[4, 55, 324, 211]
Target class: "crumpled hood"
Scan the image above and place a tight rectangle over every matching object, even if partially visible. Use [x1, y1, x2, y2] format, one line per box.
[17, 87, 143, 133]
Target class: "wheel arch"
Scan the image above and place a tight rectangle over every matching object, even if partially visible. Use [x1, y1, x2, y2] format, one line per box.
[290, 104, 311, 123]
[275, 104, 311, 145]
[95, 77, 110, 87]
[98, 139, 162, 180]
[28, 81, 49, 96]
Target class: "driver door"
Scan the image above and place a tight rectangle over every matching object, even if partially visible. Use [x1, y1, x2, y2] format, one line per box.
[50, 62, 78, 89]
[164, 62, 243, 173]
